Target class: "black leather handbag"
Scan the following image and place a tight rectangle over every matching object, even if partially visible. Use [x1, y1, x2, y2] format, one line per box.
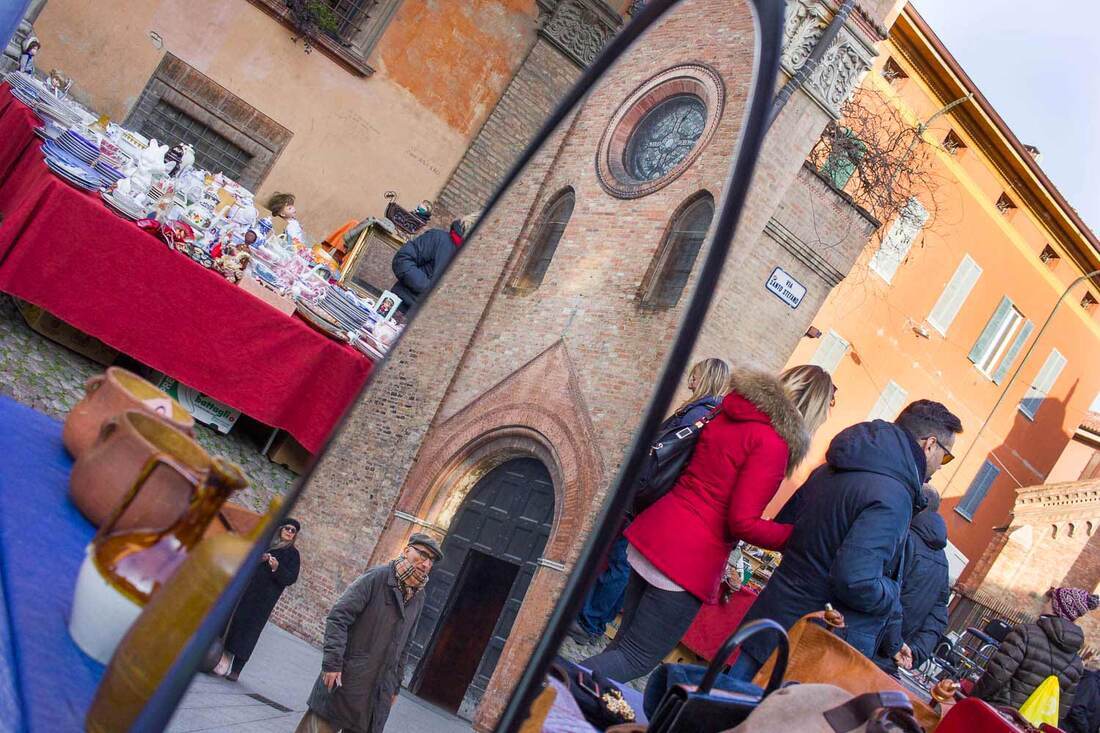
[631, 405, 720, 514]
[646, 619, 789, 733]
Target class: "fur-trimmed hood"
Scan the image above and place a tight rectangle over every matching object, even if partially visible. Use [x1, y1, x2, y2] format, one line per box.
[724, 369, 810, 475]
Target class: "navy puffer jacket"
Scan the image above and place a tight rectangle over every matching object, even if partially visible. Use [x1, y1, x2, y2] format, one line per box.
[738, 420, 927, 666]
[877, 509, 950, 671]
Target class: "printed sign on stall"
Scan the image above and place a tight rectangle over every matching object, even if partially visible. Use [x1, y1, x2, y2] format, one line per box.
[146, 371, 242, 434]
[765, 266, 807, 309]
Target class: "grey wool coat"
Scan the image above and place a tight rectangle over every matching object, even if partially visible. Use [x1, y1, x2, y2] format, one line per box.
[306, 565, 426, 733]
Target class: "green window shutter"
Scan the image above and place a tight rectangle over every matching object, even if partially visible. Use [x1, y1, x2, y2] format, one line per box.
[969, 296, 1013, 363]
[957, 461, 1000, 520]
[992, 319, 1034, 384]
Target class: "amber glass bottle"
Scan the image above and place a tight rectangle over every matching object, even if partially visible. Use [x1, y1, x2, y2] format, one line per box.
[93, 457, 248, 604]
[87, 499, 281, 732]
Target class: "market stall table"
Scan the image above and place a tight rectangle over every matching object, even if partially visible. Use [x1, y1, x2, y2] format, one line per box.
[681, 587, 760, 663]
[0, 88, 373, 452]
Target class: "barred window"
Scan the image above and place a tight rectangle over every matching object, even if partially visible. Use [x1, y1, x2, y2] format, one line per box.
[140, 101, 253, 183]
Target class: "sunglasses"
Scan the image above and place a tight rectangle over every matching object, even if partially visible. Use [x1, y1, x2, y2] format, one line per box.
[927, 437, 954, 465]
[282, 525, 298, 534]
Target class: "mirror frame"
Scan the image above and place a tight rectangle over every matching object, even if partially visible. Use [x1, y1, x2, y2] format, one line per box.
[130, 1, 786, 729]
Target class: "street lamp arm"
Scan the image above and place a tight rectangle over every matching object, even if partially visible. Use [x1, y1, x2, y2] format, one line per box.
[946, 269, 1100, 492]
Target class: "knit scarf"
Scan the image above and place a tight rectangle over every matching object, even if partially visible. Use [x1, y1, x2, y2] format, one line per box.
[391, 556, 428, 604]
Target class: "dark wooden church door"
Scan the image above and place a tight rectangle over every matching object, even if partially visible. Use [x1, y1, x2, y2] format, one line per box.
[408, 457, 554, 717]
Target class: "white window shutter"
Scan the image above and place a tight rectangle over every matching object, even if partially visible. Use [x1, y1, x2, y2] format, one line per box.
[870, 198, 928, 284]
[809, 330, 849, 375]
[868, 381, 908, 422]
[928, 254, 982, 335]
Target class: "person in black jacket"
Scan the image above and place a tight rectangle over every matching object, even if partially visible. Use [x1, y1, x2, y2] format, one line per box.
[1066, 661, 1100, 733]
[875, 486, 950, 675]
[390, 213, 478, 313]
[730, 400, 962, 680]
[218, 519, 302, 681]
[567, 358, 731, 645]
[973, 586, 1095, 726]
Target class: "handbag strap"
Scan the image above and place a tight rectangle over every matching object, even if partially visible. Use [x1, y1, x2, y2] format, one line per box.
[822, 691, 912, 732]
[700, 619, 788, 697]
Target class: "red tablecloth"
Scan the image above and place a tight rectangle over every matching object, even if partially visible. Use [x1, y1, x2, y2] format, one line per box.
[0, 87, 373, 452]
[681, 587, 759, 663]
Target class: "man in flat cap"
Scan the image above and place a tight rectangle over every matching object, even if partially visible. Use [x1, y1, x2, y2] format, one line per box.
[297, 533, 444, 733]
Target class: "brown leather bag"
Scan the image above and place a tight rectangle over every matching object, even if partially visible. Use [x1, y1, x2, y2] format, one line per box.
[751, 612, 941, 732]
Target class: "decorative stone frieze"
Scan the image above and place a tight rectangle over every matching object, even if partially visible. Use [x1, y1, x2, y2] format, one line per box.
[537, 0, 622, 69]
[781, 0, 878, 119]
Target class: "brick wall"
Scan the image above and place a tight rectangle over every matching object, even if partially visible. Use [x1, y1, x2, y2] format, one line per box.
[434, 38, 583, 224]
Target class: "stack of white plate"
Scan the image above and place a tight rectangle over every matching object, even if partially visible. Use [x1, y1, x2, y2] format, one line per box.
[53, 130, 100, 165]
[100, 191, 145, 220]
[32, 98, 80, 128]
[5, 72, 38, 105]
[41, 141, 103, 191]
[94, 160, 125, 185]
[315, 287, 378, 333]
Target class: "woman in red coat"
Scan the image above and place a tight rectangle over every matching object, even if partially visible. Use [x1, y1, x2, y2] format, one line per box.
[581, 366, 834, 682]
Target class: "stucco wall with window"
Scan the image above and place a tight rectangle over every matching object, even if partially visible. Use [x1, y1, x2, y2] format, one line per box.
[29, 0, 540, 236]
[780, 17, 1100, 575]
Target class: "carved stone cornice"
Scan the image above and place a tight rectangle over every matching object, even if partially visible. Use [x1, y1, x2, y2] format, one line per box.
[536, 0, 623, 69]
[781, 0, 879, 119]
[1009, 479, 1100, 528]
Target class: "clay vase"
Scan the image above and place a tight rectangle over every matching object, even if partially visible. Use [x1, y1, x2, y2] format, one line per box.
[86, 498, 277, 732]
[62, 367, 194, 459]
[69, 410, 212, 531]
[70, 457, 248, 664]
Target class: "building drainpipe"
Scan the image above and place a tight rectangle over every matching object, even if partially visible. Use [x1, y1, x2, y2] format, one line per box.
[768, 0, 857, 129]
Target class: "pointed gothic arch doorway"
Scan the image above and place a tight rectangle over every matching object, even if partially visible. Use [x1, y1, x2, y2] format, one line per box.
[408, 456, 555, 717]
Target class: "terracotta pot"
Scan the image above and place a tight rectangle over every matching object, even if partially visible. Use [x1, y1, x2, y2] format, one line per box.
[62, 367, 195, 459]
[69, 411, 212, 531]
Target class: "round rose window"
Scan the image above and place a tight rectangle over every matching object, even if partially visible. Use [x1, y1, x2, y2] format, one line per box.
[624, 95, 707, 182]
[596, 65, 725, 199]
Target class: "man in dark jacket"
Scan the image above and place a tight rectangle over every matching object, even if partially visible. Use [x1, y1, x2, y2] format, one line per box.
[390, 214, 477, 313]
[875, 487, 950, 675]
[296, 534, 443, 733]
[730, 400, 962, 680]
[973, 586, 1095, 727]
[1066, 661, 1100, 733]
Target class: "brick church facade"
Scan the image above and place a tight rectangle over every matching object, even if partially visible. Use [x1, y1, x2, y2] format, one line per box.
[276, 0, 901, 729]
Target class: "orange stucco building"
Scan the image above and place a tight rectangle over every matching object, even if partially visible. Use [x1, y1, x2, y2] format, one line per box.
[781, 4, 1100, 585]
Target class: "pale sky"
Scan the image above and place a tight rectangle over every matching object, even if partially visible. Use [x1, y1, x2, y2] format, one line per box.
[911, 0, 1100, 236]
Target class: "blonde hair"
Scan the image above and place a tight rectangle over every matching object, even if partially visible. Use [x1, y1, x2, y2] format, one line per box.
[779, 364, 834, 437]
[676, 358, 731, 413]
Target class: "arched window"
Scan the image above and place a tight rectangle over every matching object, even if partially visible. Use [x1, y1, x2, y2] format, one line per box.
[640, 193, 715, 307]
[515, 189, 575, 290]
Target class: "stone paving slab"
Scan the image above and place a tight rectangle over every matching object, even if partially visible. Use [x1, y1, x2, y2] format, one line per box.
[167, 623, 471, 733]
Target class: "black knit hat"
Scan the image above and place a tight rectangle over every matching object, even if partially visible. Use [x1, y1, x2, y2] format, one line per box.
[283, 517, 301, 532]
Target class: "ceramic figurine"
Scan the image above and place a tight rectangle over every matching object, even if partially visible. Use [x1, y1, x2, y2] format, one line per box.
[165, 143, 196, 177]
[19, 36, 40, 75]
[69, 457, 246, 664]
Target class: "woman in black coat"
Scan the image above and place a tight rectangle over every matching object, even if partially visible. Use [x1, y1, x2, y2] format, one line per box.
[219, 518, 302, 680]
[972, 586, 1094, 725]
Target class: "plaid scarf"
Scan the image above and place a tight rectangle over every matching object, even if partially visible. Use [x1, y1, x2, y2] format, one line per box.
[392, 556, 428, 603]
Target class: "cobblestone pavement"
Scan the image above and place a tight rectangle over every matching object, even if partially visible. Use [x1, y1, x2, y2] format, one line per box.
[0, 295, 295, 508]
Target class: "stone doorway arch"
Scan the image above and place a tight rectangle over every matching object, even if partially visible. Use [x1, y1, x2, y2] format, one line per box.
[408, 456, 555, 718]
